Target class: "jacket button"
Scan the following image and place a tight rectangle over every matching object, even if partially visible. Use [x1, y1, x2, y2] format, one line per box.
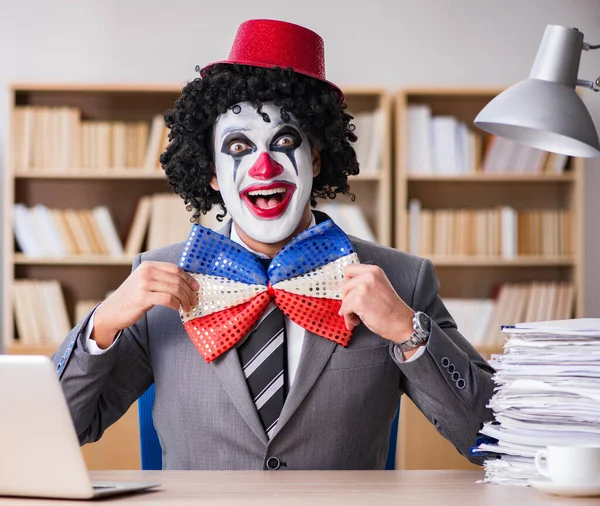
[441, 357, 450, 368]
[266, 457, 281, 470]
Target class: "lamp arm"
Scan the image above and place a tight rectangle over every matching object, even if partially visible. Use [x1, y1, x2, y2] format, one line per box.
[577, 41, 600, 91]
[577, 78, 600, 92]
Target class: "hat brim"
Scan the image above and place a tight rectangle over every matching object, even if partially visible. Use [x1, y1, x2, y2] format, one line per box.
[199, 60, 344, 102]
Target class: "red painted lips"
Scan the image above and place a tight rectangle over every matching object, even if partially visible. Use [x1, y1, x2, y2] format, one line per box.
[240, 182, 296, 219]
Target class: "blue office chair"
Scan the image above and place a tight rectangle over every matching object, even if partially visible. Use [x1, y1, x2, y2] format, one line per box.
[138, 384, 162, 470]
[138, 385, 401, 470]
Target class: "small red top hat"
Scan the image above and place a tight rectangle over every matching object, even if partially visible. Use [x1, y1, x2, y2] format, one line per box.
[200, 19, 343, 100]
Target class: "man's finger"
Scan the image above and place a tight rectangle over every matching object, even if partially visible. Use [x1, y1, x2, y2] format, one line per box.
[339, 273, 371, 298]
[151, 262, 199, 291]
[343, 263, 377, 280]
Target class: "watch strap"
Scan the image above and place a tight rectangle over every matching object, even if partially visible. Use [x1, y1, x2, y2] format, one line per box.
[398, 312, 431, 353]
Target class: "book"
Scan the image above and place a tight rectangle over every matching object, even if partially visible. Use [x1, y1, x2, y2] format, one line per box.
[143, 115, 166, 170]
[431, 116, 459, 174]
[406, 104, 433, 174]
[125, 196, 153, 255]
[316, 203, 376, 243]
[92, 207, 124, 256]
[408, 199, 421, 255]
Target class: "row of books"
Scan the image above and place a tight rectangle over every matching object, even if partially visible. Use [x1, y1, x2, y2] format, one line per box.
[14, 205, 123, 257]
[12, 106, 168, 172]
[406, 105, 481, 174]
[12, 280, 71, 345]
[348, 108, 385, 173]
[315, 203, 376, 243]
[130, 194, 201, 253]
[445, 281, 575, 350]
[408, 200, 573, 258]
[13, 194, 201, 258]
[483, 136, 569, 175]
[12, 279, 106, 345]
[405, 104, 569, 175]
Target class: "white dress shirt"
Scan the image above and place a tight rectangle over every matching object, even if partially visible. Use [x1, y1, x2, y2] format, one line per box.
[84, 213, 424, 375]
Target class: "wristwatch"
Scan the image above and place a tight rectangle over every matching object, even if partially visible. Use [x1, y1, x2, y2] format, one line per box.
[397, 312, 431, 353]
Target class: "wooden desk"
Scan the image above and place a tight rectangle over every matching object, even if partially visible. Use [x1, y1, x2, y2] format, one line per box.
[0, 470, 590, 505]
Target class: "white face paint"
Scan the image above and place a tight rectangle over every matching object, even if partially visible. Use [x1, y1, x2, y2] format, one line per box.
[213, 101, 314, 244]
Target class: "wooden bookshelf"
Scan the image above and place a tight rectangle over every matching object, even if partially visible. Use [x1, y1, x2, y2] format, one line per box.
[330, 88, 393, 246]
[14, 169, 166, 179]
[394, 87, 584, 472]
[407, 173, 576, 182]
[427, 256, 575, 267]
[2, 83, 393, 470]
[13, 253, 137, 266]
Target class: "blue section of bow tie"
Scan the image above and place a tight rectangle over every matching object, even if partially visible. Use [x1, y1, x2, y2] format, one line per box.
[179, 219, 355, 285]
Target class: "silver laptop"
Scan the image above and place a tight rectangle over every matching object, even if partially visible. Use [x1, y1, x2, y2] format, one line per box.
[0, 355, 160, 499]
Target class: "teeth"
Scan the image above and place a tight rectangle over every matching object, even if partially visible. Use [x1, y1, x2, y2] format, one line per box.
[246, 188, 288, 197]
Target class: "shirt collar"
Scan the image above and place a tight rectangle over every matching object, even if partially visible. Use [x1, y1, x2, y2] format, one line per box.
[229, 212, 317, 259]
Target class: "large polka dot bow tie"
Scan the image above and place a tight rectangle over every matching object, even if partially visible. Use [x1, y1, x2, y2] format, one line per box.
[178, 220, 360, 363]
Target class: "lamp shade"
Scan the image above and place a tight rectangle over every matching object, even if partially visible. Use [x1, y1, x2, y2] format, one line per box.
[474, 25, 600, 158]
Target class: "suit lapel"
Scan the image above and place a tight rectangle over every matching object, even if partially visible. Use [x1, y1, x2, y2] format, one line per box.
[271, 231, 363, 439]
[270, 330, 338, 439]
[211, 348, 269, 445]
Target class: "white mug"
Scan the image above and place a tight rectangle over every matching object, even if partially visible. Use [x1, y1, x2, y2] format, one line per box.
[535, 446, 600, 486]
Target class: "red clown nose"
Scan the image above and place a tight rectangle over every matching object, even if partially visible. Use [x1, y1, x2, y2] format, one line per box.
[249, 152, 284, 180]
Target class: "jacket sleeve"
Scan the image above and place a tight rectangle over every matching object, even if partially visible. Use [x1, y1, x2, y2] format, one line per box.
[391, 258, 496, 464]
[51, 253, 153, 445]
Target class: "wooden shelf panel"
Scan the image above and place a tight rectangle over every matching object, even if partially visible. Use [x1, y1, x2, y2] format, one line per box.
[407, 174, 575, 183]
[14, 254, 136, 266]
[349, 171, 383, 181]
[15, 169, 165, 180]
[5, 344, 59, 356]
[428, 256, 575, 267]
[11, 83, 182, 93]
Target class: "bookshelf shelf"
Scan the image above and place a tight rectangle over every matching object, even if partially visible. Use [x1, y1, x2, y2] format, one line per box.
[349, 171, 383, 181]
[4, 83, 392, 474]
[427, 256, 575, 267]
[3, 84, 392, 354]
[14, 169, 166, 180]
[5, 344, 59, 356]
[394, 86, 584, 473]
[407, 174, 576, 183]
[13, 254, 136, 266]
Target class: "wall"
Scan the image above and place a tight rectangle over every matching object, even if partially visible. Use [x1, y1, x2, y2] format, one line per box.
[1, 0, 599, 337]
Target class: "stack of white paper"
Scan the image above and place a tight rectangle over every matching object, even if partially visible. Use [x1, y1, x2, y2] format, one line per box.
[477, 319, 600, 486]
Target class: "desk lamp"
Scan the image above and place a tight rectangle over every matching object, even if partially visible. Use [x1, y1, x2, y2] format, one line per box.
[474, 25, 600, 158]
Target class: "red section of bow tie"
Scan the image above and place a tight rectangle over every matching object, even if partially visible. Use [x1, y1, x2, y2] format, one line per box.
[185, 289, 352, 363]
[185, 292, 271, 363]
[273, 291, 351, 346]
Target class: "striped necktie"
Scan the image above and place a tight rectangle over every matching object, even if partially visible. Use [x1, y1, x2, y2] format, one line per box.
[237, 257, 286, 439]
[237, 303, 286, 439]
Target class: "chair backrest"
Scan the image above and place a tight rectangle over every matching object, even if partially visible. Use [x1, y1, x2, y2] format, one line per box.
[386, 401, 400, 470]
[137, 385, 400, 470]
[138, 384, 162, 470]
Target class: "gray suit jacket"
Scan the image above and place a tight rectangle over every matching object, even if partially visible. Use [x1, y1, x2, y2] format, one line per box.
[53, 220, 495, 470]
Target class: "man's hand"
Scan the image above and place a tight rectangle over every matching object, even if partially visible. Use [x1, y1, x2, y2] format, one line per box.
[340, 264, 415, 345]
[92, 261, 199, 350]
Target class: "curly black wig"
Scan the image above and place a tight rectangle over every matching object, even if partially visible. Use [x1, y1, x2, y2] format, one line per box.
[160, 63, 359, 220]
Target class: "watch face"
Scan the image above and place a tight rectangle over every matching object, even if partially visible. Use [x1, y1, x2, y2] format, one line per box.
[417, 312, 430, 331]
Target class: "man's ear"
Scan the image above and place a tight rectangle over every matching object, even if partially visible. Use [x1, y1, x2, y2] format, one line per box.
[312, 145, 321, 178]
[209, 163, 219, 191]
